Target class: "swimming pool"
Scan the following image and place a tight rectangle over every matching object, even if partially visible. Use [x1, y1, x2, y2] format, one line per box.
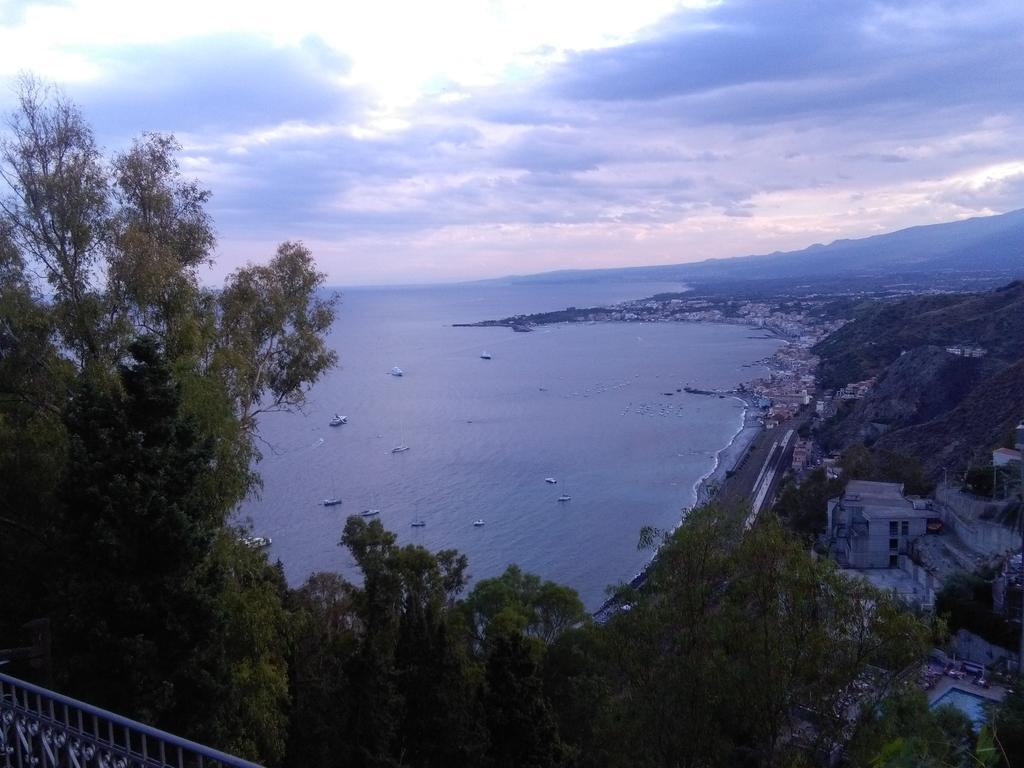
[931, 687, 993, 727]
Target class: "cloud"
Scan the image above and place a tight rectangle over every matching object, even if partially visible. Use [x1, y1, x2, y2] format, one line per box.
[4, 0, 1024, 284]
[67, 36, 363, 141]
[0, 0, 69, 25]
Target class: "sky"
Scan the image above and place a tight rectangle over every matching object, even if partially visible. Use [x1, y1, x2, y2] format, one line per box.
[1, 0, 1023, 285]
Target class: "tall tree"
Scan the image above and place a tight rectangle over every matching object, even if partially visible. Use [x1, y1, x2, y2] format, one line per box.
[0, 75, 108, 365]
[49, 337, 223, 726]
[0, 80, 337, 765]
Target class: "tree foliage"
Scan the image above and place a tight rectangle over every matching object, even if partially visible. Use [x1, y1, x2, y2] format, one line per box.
[0, 80, 335, 762]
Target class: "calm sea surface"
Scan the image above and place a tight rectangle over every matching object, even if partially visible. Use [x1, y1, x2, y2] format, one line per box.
[238, 281, 783, 609]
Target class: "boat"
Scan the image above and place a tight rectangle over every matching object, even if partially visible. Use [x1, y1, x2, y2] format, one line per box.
[390, 366, 404, 377]
[242, 535, 272, 548]
[480, 351, 492, 360]
[323, 497, 343, 507]
[557, 494, 572, 502]
[473, 519, 486, 527]
[329, 413, 347, 426]
[410, 519, 426, 528]
[392, 420, 409, 453]
[361, 508, 380, 517]
[545, 477, 557, 484]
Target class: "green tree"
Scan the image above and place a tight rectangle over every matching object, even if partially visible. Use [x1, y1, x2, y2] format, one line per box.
[49, 337, 223, 725]
[991, 684, 1024, 766]
[285, 573, 360, 768]
[464, 564, 587, 651]
[846, 688, 974, 767]
[0, 80, 336, 765]
[570, 506, 932, 767]
[0, 75, 108, 365]
[774, 467, 845, 537]
[485, 631, 563, 768]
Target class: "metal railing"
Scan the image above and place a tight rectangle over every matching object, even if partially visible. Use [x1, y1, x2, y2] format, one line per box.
[0, 672, 265, 768]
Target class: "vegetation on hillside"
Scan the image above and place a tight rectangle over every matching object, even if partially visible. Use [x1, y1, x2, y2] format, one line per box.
[812, 282, 1024, 479]
[814, 282, 1024, 390]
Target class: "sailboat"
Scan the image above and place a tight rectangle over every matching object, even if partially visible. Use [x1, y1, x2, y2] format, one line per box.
[557, 482, 571, 502]
[410, 518, 426, 528]
[480, 351, 492, 360]
[392, 420, 409, 453]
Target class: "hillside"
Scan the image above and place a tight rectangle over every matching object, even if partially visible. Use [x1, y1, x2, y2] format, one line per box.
[814, 280, 1024, 389]
[812, 281, 1024, 478]
[819, 346, 988, 447]
[873, 357, 1024, 478]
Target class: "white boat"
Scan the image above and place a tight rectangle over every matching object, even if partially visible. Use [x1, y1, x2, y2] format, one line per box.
[390, 366, 404, 377]
[392, 420, 409, 453]
[410, 519, 426, 528]
[361, 508, 380, 517]
[480, 351, 492, 360]
[243, 535, 272, 548]
[557, 494, 571, 502]
[329, 413, 347, 426]
[545, 477, 557, 484]
[473, 519, 486, 527]
[323, 497, 343, 507]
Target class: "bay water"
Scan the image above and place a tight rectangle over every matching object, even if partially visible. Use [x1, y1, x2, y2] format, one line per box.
[238, 281, 782, 609]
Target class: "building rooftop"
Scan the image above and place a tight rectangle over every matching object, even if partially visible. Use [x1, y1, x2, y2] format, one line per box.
[841, 480, 920, 520]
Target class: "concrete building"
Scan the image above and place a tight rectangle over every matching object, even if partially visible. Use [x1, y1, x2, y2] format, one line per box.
[825, 480, 933, 568]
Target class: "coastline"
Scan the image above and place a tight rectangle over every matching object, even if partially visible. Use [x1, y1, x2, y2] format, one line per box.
[592, 389, 765, 623]
[691, 393, 763, 507]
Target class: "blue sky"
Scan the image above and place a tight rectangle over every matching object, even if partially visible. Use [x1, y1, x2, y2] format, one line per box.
[1, 0, 1023, 285]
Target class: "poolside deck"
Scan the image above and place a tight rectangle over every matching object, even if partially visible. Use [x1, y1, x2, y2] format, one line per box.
[923, 662, 1006, 706]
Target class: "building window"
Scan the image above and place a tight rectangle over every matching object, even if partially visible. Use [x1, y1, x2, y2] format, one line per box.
[889, 521, 898, 536]
[901, 520, 909, 536]
[889, 554, 898, 567]
[889, 538, 898, 551]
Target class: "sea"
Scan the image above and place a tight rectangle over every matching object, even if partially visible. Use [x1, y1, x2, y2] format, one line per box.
[237, 281, 784, 609]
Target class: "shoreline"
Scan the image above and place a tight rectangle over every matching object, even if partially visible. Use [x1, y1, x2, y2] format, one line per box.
[691, 393, 763, 508]
[593, 390, 765, 623]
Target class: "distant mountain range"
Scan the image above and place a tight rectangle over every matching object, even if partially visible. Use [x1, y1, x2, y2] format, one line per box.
[497, 208, 1024, 286]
